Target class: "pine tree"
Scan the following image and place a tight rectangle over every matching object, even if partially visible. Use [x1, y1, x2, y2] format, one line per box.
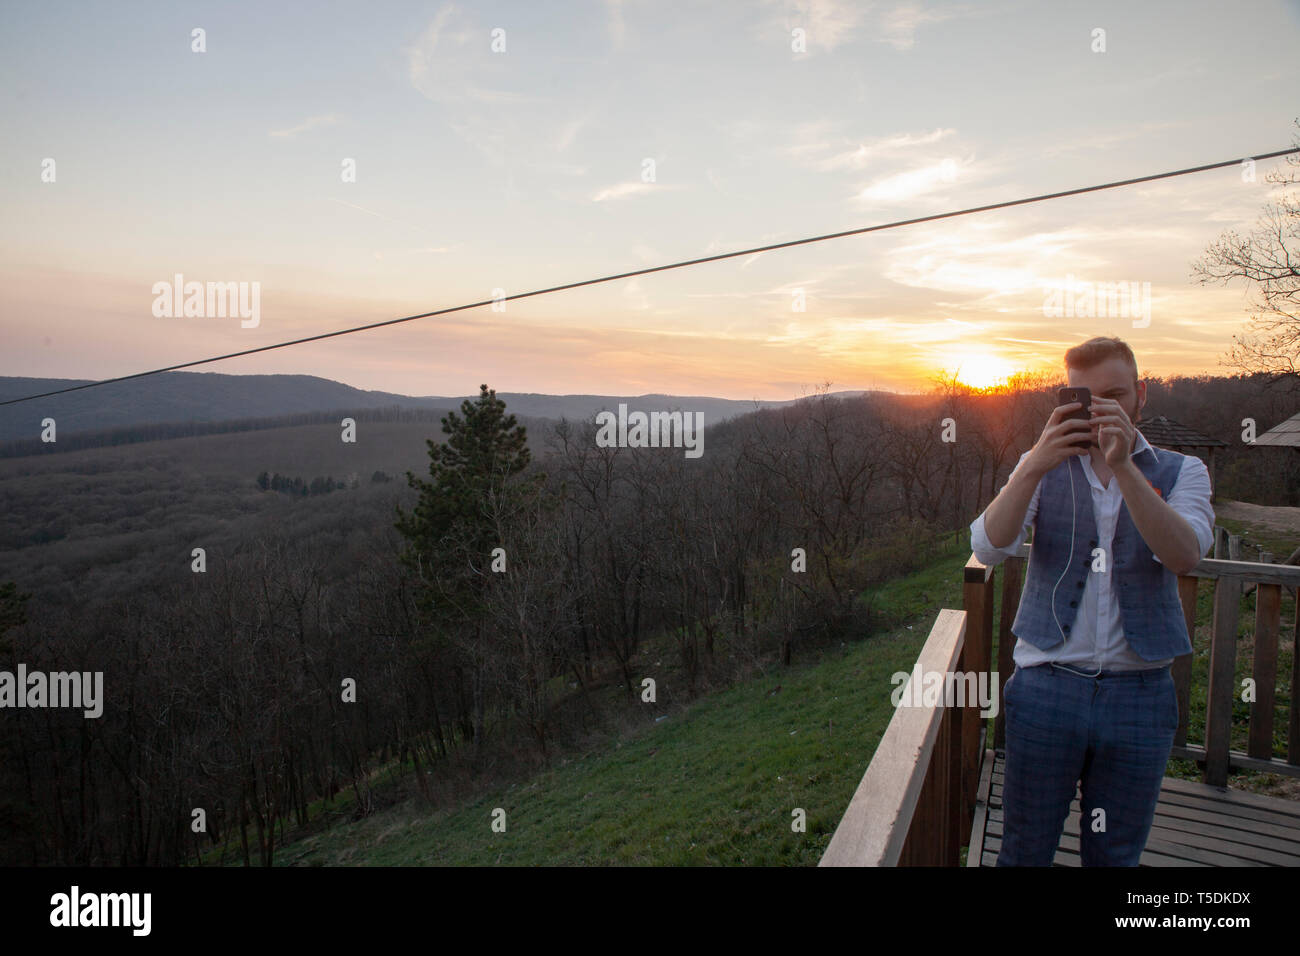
[394, 384, 542, 754]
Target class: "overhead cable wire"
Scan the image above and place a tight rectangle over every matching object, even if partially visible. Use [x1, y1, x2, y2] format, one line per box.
[3, 146, 1296, 408]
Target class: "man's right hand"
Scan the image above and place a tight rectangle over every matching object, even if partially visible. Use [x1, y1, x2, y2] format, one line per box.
[979, 402, 1094, 550]
[1024, 401, 1094, 478]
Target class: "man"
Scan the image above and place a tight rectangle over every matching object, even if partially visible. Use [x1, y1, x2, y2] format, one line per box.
[969, 336, 1214, 866]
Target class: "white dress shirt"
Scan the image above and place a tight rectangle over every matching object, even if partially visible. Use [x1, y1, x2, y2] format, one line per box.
[970, 430, 1215, 671]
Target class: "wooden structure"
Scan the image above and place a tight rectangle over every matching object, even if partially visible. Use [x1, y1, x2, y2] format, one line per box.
[1137, 416, 1229, 503]
[821, 536, 1300, 866]
[1251, 410, 1300, 450]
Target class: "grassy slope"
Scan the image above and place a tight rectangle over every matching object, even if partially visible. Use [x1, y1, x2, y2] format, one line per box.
[278, 542, 978, 866]
[272, 510, 1298, 866]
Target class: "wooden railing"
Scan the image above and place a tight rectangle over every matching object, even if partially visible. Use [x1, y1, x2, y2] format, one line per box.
[820, 530, 1299, 866]
[818, 608, 977, 866]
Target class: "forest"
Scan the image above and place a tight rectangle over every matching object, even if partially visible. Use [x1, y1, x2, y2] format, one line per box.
[0, 372, 1294, 865]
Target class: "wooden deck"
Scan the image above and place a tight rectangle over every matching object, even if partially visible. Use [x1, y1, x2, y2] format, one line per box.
[822, 535, 1300, 867]
[968, 747, 1300, 866]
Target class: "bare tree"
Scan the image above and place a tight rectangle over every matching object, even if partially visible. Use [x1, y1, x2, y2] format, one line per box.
[1193, 122, 1300, 383]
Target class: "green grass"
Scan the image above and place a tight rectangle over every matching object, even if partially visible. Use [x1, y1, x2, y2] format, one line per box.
[274, 540, 977, 866]
[1165, 505, 1297, 791]
[1214, 508, 1296, 563]
[259, 521, 1299, 866]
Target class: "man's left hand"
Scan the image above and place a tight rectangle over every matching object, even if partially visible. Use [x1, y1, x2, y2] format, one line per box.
[1088, 396, 1136, 470]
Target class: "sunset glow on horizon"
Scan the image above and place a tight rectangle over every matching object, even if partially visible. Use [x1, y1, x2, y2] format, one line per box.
[2, 1, 1299, 401]
[946, 351, 1020, 391]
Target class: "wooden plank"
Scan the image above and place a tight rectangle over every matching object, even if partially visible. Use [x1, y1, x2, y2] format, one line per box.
[1007, 542, 1300, 587]
[1175, 575, 1197, 748]
[1249, 582, 1281, 759]
[1292, 589, 1300, 767]
[990, 781, 1300, 837]
[987, 802, 1300, 866]
[1154, 796, 1300, 835]
[984, 749, 1300, 867]
[981, 829, 1211, 867]
[1170, 742, 1300, 779]
[1206, 576, 1242, 787]
[985, 807, 1285, 865]
[1157, 774, 1300, 818]
[1151, 785, 1300, 827]
[960, 562, 994, 837]
[819, 609, 966, 866]
[995, 558, 1022, 752]
[991, 769, 1300, 822]
[982, 749, 1300, 868]
[909, 698, 954, 864]
[964, 553, 993, 584]
[967, 747, 995, 867]
[1141, 830, 1269, 866]
[902, 708, 950, 864]
[1141, 816, 1300, 863]
[1153, 807, 1300, 845]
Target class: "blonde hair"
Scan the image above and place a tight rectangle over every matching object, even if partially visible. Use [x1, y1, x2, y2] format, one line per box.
[1065, 336, 1139, 386]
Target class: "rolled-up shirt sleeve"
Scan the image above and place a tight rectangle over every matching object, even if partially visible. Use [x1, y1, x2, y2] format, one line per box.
[970, 450, 1039, 567]
[1152, 453, 1215, 566]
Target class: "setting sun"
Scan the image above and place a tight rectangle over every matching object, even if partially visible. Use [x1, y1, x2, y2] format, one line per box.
[950, 352, 1016, 389]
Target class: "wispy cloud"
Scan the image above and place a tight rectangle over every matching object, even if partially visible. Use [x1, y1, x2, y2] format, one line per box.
[603, 0, 627, 49]
[755, 0, 974, 53]
[623, 277, 650, 310]
[755, 0, 865, 52]
[405, 4, 563, 167]
[556, 113, 592, 152]
[324, 198, 455, 243]
[407, 4, 538, 106]
[269, 114, 341, 138]
[881, 222, 1106, 298]
[856, 156, 969, 203]
[326, 197, 397, 221]
[591, 181, 683, 202]
[799, 127, 957, 172]
[877, 3, 964, 50]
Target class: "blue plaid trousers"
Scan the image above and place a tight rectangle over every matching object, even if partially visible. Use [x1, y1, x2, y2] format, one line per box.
[996, 661, 1179, 866]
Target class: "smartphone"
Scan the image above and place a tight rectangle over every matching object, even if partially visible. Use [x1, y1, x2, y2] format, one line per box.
[1058, 386, 1097, 450]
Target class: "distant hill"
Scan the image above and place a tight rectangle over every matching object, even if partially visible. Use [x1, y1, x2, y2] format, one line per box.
[0, 372, 883, 446]
[0, 373, 443, 443]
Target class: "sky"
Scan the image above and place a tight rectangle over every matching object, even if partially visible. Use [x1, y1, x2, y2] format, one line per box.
[1, 0, 1299, 400]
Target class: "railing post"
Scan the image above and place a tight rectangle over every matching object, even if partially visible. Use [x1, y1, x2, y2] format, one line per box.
[994, 557, 1023, 752]
[1291, 587, 1300, 768]
[1174, 574, 1198, 748]
[1206, 575, 1242, 787]
[961, 556, 994, 837]
[1248, 553, 1281, 761]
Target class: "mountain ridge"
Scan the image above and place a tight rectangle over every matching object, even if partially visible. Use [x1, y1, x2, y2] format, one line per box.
[0, 372, 888, 444]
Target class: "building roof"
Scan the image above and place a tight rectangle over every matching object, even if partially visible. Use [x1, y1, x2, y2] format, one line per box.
[1252, 410, 1300, 448]
[1136, 415, 1229, 449]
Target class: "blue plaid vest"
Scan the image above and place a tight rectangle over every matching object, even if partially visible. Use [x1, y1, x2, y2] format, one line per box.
[1010, 445, 1191, 661]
